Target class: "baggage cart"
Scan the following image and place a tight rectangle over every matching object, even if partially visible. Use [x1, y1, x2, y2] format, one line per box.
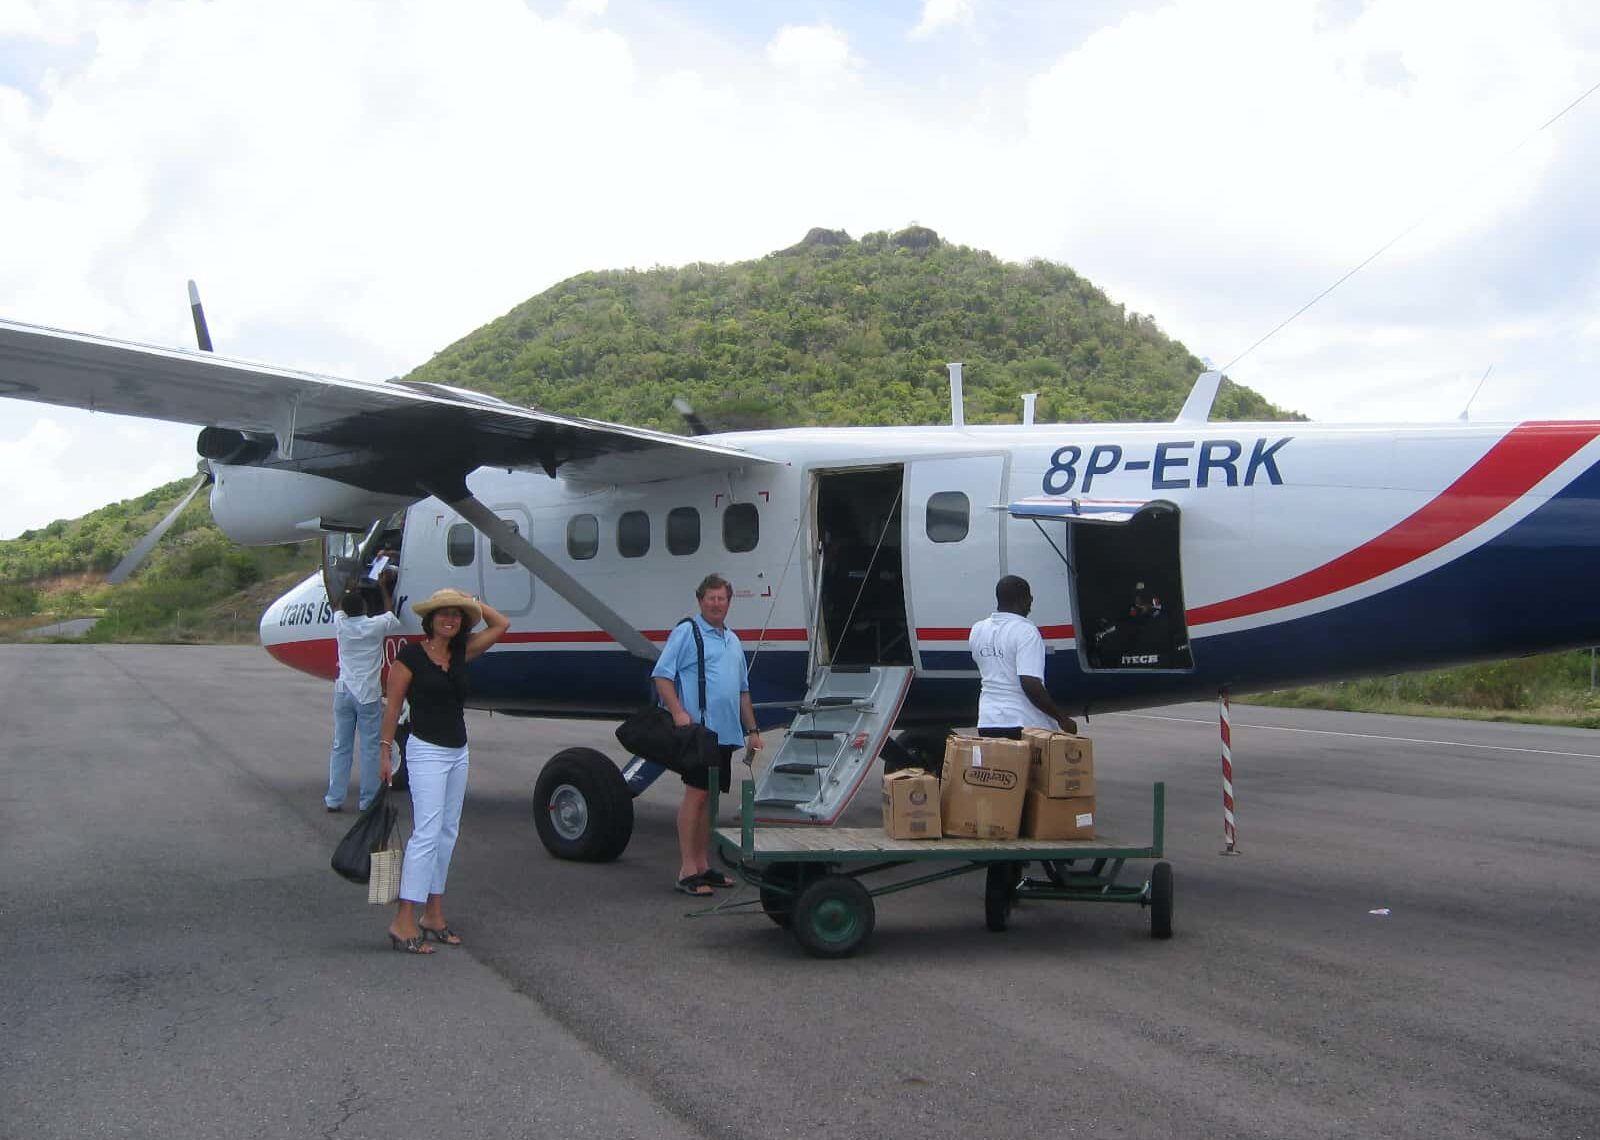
[700, 780, 1173, 958]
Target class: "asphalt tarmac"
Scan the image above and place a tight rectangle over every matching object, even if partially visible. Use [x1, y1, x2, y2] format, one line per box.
[3, 644, 1598, 1140]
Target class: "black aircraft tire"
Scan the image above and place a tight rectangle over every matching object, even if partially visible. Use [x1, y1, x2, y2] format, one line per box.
[1148, 861, 1174, 939]
[533, 747, 634, 862]
[791, 875, 875, 958]
[985, 861, 1021, 932]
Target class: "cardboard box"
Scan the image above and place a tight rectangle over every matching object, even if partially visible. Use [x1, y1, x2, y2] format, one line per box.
[1021, 791, 1096, 840]
[1023, 730, 1095, 798]
[882, 768, 942, 839]
[939, 736, 1029, 840]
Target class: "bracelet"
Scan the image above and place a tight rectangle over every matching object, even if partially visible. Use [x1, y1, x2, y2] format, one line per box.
[380, 740, 393, 747]
[744, 727, 758, 734]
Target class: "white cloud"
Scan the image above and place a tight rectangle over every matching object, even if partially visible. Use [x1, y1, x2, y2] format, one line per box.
[1, 0, 1599, 538]
[910, 0, 976, 41]
[0, 413, 196, 538]
[766, 23, 858, 81]
[915, 0, 972, 41]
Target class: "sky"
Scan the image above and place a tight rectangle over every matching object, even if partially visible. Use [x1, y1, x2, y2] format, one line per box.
[3, 0, 1599, 539]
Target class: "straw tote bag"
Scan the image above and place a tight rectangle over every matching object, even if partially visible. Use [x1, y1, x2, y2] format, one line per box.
[367, 835, 406, 905]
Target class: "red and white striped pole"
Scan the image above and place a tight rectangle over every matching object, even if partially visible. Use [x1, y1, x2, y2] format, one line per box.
[1220, 690, 1239, 854]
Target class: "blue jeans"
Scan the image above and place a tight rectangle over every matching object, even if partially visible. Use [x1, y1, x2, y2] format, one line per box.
[326, 686, 382, 810]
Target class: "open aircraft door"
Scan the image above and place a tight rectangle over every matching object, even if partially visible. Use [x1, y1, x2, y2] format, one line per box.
[1009, 497, 1194, 672]
[905, 455, 1007, 672]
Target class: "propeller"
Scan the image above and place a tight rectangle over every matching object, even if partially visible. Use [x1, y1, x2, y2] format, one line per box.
[106, 469, 210, 585]
[104, 281, 224, 585]
[672, 397, 711, 436]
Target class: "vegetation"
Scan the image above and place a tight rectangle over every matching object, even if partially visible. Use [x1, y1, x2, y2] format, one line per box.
[1241, 652, 1600, 728]
[0, 478, 316, 642]
[409, 226, 1299, 430]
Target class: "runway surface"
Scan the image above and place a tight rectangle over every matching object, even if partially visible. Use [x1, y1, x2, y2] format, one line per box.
[3, 644, 1597, 1140]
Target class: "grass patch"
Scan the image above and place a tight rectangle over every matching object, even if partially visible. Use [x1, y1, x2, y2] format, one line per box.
[1240, 650, 1600, 729]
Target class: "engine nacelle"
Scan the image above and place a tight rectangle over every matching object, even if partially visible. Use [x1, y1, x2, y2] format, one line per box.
[208, 464, 417, 546]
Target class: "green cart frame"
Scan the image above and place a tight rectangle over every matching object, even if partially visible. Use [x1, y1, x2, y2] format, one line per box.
[702, 781, 1173, 958]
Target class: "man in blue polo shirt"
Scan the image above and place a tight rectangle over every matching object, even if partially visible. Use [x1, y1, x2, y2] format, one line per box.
[652, 573, 763, 897]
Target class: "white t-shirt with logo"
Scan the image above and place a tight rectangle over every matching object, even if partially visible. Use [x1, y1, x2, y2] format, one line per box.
[968, 611, 1054, 729]
[333, 610, 403, 704]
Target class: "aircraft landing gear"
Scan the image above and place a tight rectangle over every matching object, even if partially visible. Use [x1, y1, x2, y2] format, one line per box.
[533, 747, 634, 862]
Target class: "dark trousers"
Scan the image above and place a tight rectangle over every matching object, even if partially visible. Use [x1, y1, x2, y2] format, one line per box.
[977, 726, 1024, 740]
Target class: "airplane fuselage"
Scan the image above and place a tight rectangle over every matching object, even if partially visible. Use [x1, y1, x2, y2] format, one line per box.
[258, 418, 1600, 728]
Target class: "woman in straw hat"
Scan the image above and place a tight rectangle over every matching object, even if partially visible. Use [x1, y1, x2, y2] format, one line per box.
[378, 587, 509, 954]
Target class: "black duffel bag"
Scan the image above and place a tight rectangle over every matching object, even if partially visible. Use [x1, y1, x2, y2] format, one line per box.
[615, 706, 720, 775]
[616, 617, 722, 775]
[331, 785, 398, 884]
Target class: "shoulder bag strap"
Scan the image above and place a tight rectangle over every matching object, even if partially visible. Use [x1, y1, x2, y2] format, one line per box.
[685, 617, 707, 726]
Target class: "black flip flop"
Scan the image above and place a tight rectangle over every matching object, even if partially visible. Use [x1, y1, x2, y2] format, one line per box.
[675, 875, 714, 897]
[699, 869, 737, 889]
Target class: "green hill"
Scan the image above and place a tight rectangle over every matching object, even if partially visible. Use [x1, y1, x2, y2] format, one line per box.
[409, 225, 1299, 429]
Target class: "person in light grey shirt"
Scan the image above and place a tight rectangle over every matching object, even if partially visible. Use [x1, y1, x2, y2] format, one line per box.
[325, 570, 401, 812]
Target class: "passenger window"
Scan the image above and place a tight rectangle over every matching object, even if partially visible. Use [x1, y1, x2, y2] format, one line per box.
[926, 491, 969, 543]
[567, 514, 598, 561]
[446, 522, 476, 567]
[667, 507, 700, 556]
[618, 510, 650, 558]
[723, 502, 758, 553]
[489, 521, 519, 565]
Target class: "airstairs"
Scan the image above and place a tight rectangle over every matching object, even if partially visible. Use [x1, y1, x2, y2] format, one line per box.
[749, 665, 914, 825]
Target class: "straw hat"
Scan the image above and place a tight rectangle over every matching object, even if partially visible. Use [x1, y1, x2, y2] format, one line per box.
[411, 587, 483, 628]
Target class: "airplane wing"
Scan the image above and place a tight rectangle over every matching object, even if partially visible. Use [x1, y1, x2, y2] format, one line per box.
[0, 317, 777, 485]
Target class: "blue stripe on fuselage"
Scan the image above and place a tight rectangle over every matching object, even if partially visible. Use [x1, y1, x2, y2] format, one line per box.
[462, 458, 1600, 723]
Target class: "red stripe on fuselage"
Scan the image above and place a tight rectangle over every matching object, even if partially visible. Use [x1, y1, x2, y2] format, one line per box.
[1189, 421, 1600, 627]
[263, 626, 809, 679]
[264, 637, 339, 680]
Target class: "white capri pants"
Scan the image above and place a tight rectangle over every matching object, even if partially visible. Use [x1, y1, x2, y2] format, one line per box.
[399, 737, 470, 903]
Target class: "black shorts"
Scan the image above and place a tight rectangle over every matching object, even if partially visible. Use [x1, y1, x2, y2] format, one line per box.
[977, 726, 1025, 740]
[682, 745, 736, 792]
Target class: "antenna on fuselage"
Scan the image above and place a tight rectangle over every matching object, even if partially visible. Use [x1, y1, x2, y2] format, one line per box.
[1021, 392, 1037, 426]
[1459, 365, 1493, 422]
[947, 362, 965, 427]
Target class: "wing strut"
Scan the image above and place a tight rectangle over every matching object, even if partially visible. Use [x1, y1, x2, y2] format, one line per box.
[438, 490, 660, 663]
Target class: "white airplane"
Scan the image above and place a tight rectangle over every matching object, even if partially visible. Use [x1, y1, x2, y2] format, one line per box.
[4, 314, 1598, 861]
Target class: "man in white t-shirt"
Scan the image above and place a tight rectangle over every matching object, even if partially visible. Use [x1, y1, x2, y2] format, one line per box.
[968, 575, 1076, 738]
[325, 571, 402, 812]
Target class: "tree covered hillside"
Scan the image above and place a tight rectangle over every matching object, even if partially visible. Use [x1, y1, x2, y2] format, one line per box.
[410, 226, 1299, 430]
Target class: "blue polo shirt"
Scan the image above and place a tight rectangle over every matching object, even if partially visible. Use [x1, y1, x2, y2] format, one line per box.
[651, 614, 750, 747]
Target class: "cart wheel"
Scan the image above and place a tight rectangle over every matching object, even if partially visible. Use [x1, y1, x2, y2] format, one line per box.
[985, 861, 1022, 932]
[758, 863, 821, 928]
[791, 874, 875, 958]
[1148, 861, 1174, 939]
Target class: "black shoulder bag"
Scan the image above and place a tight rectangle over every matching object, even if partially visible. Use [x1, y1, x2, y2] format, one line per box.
[615, 617, 719, 773]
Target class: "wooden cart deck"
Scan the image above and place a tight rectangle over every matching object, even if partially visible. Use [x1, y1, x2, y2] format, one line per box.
[713, 825, 1145, 860]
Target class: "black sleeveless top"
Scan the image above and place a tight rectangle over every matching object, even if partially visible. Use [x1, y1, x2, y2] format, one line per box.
[397, 641, 469, 748]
